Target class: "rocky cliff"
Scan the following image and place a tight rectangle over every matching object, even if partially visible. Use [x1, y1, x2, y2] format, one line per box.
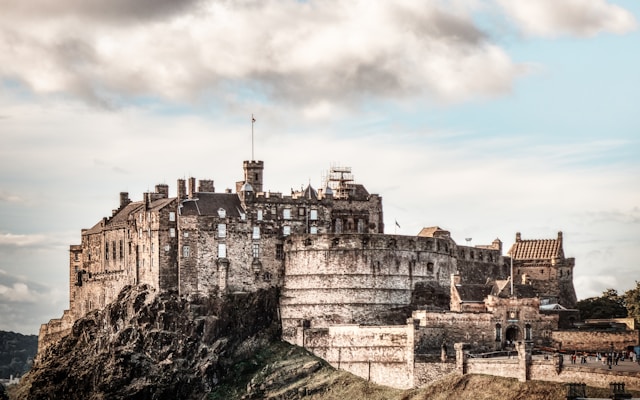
[13, 285, 281, 399]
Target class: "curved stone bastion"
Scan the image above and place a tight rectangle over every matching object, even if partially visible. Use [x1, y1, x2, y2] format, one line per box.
[280, 233, 461, 343]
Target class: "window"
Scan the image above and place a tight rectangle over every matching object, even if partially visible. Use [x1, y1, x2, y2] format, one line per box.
[170, 228, 176, 238]
[74, 252, 79, 262]
[525, 324, 532, 341]
[105, 242, 109, 260]
[182, 245, 190, 258]
[427, 262, 434, 273]
[252, 243, 260, 258]
[257, 210, 263, 221]
[218, 208, 226, 218]
[298, 207, 305, 217]
[263, 272, 272, 282]
[495, 323, 502, 341]
[218, 223, 226, 238]
[310, 226, 318, 234]
[169, 212, 176, 222]
[184, 231, 189, 238]
[310, 209, 318, 220]
[139, 228, 142, 239]
[276, 244, 284, 260]
[119, 240, 124, 259]
[252, 226, 260, 240]
[218, 243, 226, 258]
[283, 208, 291, 220]
[283, 226, 291, 236]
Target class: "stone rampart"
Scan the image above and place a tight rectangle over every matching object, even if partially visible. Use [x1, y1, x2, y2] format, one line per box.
[281, 234, 458, 342]
[413, 361, 456, 387]
[551, 330, 640, 352]
[293, 324, 415, 389]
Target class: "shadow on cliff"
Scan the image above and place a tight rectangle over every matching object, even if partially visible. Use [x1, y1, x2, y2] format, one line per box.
[12, 285, 281, 400]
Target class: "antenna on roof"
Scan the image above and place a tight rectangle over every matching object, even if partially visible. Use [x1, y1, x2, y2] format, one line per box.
[251, 114, 256, 161]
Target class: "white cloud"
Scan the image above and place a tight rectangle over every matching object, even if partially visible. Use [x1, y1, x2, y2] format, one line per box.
[497, 0, 637, 37]
[0, 0, 522, 109]
[0, 233, 48, 247]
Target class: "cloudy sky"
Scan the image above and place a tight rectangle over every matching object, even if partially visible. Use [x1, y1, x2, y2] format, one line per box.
[1, 0, 639, 334]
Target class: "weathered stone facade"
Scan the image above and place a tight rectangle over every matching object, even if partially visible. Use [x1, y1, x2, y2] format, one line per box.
[41, 158, 635, 390]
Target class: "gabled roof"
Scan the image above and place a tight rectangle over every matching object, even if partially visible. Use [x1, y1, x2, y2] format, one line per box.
[508, 232, 564, 260]
[303, 184, 318, 200]
[180, 192, 244, 217]
[417, 226, 450, 238]
[492, 279, 539, 299]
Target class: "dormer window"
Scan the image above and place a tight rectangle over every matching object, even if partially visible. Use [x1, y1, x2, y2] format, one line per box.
[218, 208, 226, 218]
[283, 208, 291, 220]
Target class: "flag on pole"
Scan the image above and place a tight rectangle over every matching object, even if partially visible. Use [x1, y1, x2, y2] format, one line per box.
[395, 220, 401, 228]
[252, 116, 256, 123]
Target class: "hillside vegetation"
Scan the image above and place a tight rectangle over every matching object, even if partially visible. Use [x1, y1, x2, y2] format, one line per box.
[7, 285, 636, 399]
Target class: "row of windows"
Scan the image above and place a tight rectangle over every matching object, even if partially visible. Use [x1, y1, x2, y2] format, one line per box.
[257, 208, 319, 221]
[105, 240, 125, 260]
[182, 243, 285, 260]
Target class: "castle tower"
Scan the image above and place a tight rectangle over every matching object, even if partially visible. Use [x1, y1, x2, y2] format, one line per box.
[242, 160, 264, 193]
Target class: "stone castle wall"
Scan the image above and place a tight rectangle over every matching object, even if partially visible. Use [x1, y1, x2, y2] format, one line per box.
[280, 234, 459, 343]
[551, 330, 640, 352]
[292, 324, 415, 390]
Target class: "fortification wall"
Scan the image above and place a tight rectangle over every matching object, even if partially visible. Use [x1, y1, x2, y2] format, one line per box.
[281, 234, 458, 342]
[551, 330, 640, 351]
[466, 358, 521, 379]
[413, 361, 456, 387]
[292, 324, 415, 389]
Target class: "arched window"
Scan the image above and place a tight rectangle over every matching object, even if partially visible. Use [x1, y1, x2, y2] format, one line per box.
[495, 323, 502, 341]
[525, 324, 532, 341]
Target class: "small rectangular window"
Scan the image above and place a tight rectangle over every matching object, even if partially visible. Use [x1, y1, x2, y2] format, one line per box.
[257, 210, 263, 221]
[169, 212, 176, 222]
[182, 245, 190, 258]
[218, 223, 227, 238]
[276, 244, 284, 260]
[170, 228, 176, 238]
[252, 226, 260, 240]
[218, 243, 226, 258]
[310, 226, 318, 234]
[283, 208, 291, 220]
[283, 226, 291, 236]
[310, 209, 318, 220]
[298, 207, 305, 216]
[184, 231, 189, 238]
[139, 228, 142, 239]
[252, 243, 260, 258]
[119, 240, 124, 259]
[105, 242, 109, 260]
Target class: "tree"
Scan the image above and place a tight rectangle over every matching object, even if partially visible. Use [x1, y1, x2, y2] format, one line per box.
[576, 288, 627, 320]
[624, 281, 640, 321]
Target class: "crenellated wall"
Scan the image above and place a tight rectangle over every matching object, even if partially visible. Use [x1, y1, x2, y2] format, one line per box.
[281, 233, 459, 344]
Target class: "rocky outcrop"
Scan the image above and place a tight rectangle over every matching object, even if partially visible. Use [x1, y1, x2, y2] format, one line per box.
[14, 285, 280, 400]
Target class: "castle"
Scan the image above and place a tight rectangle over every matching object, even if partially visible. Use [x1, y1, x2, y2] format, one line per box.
[40, 159, 636, 389]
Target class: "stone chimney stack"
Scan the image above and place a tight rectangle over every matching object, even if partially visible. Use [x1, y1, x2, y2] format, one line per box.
[119, 192, 130, 208]
[177, 179, 186, 200]
[198, 180, 215, 193]
[188, 177, 196, 199]
[515, 232, 521, 242]
[155, 184, 169, 198]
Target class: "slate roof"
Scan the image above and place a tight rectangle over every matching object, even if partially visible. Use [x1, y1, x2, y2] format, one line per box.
[508, 238, 563, 260]
[83, 198, 176, 234]
[455, 284, 493, 302]
[180, 192, 244, 217]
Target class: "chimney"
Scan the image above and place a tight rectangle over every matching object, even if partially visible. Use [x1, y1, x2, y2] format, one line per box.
[119, 192, 130, 208]
[515, 232, 521, 242]
[144, 192, 151, 210]
[188, 177, 196, 199]
[155, 184, 169, 198]
[557, 231, 563, 241]
[177, 179, 186, 200]
[198, 180, 215, 193]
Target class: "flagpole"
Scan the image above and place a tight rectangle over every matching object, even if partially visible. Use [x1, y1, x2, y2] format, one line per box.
[251, 114, 255, 161]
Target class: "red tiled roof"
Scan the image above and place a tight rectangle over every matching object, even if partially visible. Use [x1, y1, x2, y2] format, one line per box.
[508, 238, 563, 260]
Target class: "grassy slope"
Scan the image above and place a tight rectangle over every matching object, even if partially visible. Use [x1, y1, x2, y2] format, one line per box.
[210, 341, 639, 400]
